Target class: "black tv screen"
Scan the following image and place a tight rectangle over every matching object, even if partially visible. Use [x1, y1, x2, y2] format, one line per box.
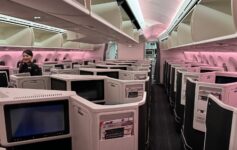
[110, 67, 127, 70]
[4, 100, 69, 142]
[54, 64, 64, 69]
[97, 72, 119, 79]
[200, 69, 215, 73]
[72, 62, 78, 68]
[84, 61, 89, 65]
[71, 80, 104, 101]
[51, 78, 67, 91]
[215, 76, 237, 84]
[96, 66, 107, 69]
[80, 70, 94, 75]
[0, 69, 10, 80]
[0, 71, 8, 87]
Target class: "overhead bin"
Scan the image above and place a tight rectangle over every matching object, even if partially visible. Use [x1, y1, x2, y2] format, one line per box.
[233, 0, 237, 30]
[9, 0, 139, 44]
[63, 41, 80, 49]
[0, 22, 33, 46]
[79, 43, 94, 50]
[167, 31, 178, 49]
[177, 10, 193, 46]
[167, 36, 172, 49]
[62, 31, 94, 50]
[159, 39, 168, 50]
[191, 1, 236, 42]
[33, 28, 63, 48]
[133, 30, 140, 42]
[170, 31, 178, 47]
[65, 31, 85, 41]
[62, 31, 83, 49]
[121, 20, 134, 38]
[91, 2, 122, 29]
[177, 23, 192, 45]
[160, 0, 237, 50]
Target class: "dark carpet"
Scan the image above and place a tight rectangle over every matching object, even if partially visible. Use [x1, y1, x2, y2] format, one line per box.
[149, 84, 183, 150]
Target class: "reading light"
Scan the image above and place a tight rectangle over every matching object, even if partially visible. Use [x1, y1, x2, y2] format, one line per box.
[0, 14, 65, 33]
[33, 16, 41, 20]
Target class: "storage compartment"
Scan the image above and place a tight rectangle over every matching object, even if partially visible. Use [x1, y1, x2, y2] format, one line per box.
[177, 9, 194, 45]
[33, 28, 63, 48]
[191, 0, 235, 42]
[91, 2, 122, 29]
[0, 22, 33, 46]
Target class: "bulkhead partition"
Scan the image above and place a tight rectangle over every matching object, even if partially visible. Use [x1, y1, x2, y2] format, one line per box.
[70, 92, 146, 150]
[205, 94, 237, 150]
[169, 65, 188, 109]
[50, 68, 80, 75]
[10, 75, 51, 90]
[174, 71, 204, 132]
[50, 74, 146, 105]
[182, 75, 237, 150]
[104, 78, 146, 105]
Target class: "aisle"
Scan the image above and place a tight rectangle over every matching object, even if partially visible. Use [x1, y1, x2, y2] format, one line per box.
[149, 84, 183, 150]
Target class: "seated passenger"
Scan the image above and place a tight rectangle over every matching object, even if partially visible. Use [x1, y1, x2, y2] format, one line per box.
[19, 49, 42, 76]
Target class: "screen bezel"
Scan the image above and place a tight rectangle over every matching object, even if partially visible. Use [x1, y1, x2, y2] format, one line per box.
[4, 100, 69, 142]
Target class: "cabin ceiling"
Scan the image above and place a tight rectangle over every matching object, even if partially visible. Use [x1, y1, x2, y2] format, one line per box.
[0, 0, 184, 43]
[139, 0, 184, 40]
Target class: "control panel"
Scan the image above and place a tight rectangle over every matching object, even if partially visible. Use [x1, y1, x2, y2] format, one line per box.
[125, 84, 143, 99]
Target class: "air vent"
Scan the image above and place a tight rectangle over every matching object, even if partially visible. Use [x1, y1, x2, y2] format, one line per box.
[13, 93, 63, 100]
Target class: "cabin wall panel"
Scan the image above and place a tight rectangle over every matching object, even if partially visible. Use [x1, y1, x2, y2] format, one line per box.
[0, 45, 105, 69]
[117, 43, 144, 60]
[160, 48, 237, 83]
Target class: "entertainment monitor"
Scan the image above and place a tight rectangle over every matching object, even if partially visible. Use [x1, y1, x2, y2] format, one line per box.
[97, 72, 119, 79]
[0, 71, 8, 87]
[110, 67, 127, 70]
[51, 78, 104, 102]
[215, 76, 237, 84]
[51, 78, 67, 91]
[4, 100, 69, 142]
[0, 68, 10, 80]
[71, 80, 104, 101]
[79, 70, 94, 75]
[84, 61, 89, 65]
